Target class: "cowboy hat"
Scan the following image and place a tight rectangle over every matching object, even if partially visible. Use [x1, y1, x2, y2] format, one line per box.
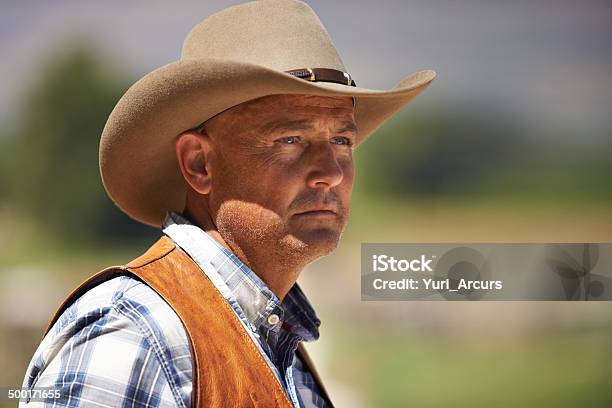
[99, 0, 436, 228]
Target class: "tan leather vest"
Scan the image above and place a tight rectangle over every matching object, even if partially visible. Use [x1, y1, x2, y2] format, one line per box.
[42, 236, 333, 407]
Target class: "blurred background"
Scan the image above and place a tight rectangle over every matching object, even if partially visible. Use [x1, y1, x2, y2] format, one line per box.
[1, 0, 611, 406]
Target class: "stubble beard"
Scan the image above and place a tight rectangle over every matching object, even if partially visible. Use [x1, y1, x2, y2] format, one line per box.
[215, 200, 344, 270]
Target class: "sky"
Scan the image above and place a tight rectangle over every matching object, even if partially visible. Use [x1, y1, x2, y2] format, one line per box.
[1, 0, 611, 139]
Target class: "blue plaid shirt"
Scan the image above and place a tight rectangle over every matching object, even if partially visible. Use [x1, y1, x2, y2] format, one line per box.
[20, 211, 331, 407]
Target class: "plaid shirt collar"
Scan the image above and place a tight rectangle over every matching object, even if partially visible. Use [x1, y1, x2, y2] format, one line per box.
[161, 211, 320, 341]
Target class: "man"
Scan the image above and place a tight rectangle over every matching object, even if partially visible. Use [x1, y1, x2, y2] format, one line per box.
[20, 0, 435, 407]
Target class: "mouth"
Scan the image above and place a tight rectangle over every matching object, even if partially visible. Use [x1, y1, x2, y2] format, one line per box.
[293, 204, 338, 216]
[294, 209, 337, 216]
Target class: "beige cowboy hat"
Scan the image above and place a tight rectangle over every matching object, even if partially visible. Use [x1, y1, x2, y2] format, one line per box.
[99, 0, 436, 228]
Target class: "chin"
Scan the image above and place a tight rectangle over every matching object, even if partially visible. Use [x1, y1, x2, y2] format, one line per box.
[287, 227, 341, 256]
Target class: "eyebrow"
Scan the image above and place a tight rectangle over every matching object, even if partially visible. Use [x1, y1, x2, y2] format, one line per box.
[260, 119, 358, 135]
[337, 121, 358, 134]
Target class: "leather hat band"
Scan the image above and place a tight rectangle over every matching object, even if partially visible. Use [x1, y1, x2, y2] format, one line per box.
[285, 67, 356, 87]
[195, 67, 357, 132]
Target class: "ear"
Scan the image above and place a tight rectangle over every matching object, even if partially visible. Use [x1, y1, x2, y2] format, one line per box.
[175, 129, 213, 195]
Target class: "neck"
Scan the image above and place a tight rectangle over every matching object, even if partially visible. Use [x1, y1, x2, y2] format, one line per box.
[183, 204, 304, 302]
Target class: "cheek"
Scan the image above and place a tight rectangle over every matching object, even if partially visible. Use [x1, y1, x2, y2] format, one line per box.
[340, 155, 355, 190]
[246, 150, 306, 195]
[343, 156, 355, 183]
[337, 157, 355, 213]
[215, 199, 286, 242]
[209, 151, 299, 215]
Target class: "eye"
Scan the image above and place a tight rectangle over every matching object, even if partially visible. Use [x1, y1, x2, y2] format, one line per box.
[275, 136, 301, 144]
[331, 136, 353, 146]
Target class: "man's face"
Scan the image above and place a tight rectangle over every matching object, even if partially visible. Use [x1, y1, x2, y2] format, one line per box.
[202, 94, 356, 262]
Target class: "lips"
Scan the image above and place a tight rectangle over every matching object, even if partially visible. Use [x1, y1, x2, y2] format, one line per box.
[293, 204, 338, 216]
[295, 210, 337, 216]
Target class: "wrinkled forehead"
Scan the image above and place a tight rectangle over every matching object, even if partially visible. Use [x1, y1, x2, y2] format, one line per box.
[204, 94, 355, 133]
[238, 94, 354, 111]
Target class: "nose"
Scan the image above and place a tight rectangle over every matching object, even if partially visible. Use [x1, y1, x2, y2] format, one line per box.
[305, 142, 344, 190]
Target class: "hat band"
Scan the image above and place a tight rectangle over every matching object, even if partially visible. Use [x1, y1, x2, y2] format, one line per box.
[194, 67, 358, 132]
[285, 67, 356, 87]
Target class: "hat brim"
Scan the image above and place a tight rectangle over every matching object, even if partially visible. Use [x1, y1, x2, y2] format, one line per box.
[99, 58, 436, 227]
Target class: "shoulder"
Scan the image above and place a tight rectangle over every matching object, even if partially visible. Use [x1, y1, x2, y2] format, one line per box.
[52, 274, 193, 362]
[23, 275, 192, 408]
